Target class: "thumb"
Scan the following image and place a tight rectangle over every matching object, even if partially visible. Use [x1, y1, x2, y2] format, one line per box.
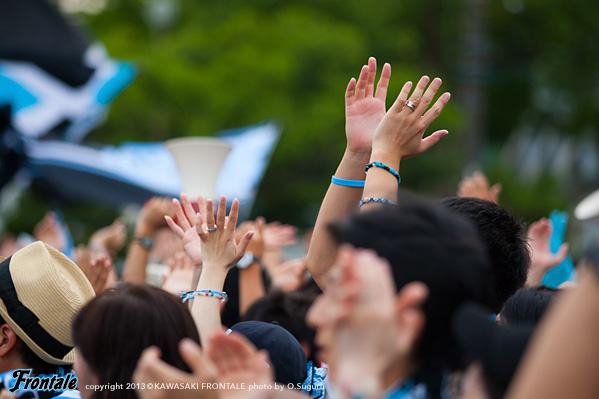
[555, 243, 569, 263]
[420, 130, 448, 152]
[237, 231, 254, 256]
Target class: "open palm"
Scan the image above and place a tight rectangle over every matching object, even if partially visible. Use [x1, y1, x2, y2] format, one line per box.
[345, 57, 391, 156]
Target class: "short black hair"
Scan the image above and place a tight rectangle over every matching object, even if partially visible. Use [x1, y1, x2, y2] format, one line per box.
[499, 286, 560, 326]
[0, 315, 69, 375]
[328, 201, 492, 371]
[441, 197, 530, 313]
[243, 288, 319, 361]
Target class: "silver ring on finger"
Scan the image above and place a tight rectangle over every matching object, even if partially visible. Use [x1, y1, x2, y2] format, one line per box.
[207, 226, 217, 232]
[406, 100, 417, 111]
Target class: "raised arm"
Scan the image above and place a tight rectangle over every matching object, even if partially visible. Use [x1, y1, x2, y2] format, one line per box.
[166, 195, 252, 347]
[306, 57, 390, 291]
[360, 76, 450, 209]
[122, 197, 174, 284]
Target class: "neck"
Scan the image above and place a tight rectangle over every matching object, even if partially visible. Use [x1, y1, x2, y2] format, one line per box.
[380, 356, 419, 392]
[0, 356, 27, 375]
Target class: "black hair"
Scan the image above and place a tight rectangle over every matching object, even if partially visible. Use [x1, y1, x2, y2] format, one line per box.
[72, 284, 200, 399]
[499, 286, 560, 326]
[441, 197, 530, 313]
[0, 315, 70, 376]
[243, 288, 319, 361]
[328, 201, 492, 371]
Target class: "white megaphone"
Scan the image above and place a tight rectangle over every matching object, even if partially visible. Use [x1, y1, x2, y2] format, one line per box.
[165, 137, 232, 200]
[575, 188, 599, 221]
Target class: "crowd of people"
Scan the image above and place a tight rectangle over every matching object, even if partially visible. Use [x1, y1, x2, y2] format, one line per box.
[0, 57, 598, 399]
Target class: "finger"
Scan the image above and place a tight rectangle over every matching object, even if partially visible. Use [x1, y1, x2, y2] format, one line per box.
[421, 92, 451, 127]
[197, 195, 208, 229]
[172, 198, 191, 231]
[415, 77, 442, 114]
[178, 338, 206, 375]
[195, 213, 208, 240]
[345, 78, 357, 108]
[236, 231, 254, 258]
[420, 130, 449, 153]
[355, 65, 369, 100]
[205, 199, 215, 229]
[226, 199, 240, 233]
[255, 216, 265, 236]
[374, 62, 391, 101]
[389, 81, 413, 112]
[180, 193, 197, 227]
[165, 216, 185, 239]
[216, 195, 227, 230]
[406, 75, 430, 108]
[365, 57, 376, 97]
[555, 243, 569, 263]
[491, 183, 502, 197]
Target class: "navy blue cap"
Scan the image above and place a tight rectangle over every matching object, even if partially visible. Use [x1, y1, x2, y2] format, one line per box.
[230, 321, 307, 385]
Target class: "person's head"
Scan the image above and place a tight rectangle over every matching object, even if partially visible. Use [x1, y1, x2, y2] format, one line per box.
[229, 321, 307, 386]
[72, 284, 200, 399]
[0, 241, 95, 375]
[498, 286, 560, 326]
[441, 197, 530, 313]
[309, 202, 492, 373]
[454, 303, 534, 399]
[243, 288, 319, 361]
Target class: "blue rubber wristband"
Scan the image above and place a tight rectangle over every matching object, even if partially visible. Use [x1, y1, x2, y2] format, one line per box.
[331, 175, 366, 187]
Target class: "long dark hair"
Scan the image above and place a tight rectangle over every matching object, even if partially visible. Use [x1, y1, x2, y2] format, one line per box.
[72, 284, 200, 399]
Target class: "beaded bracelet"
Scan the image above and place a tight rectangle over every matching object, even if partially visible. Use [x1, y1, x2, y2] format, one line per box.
[179, 289, 228, 303]
[359, 197, 399, 208]
[365, 162, 401, 184]
[331, 175, 366, 187]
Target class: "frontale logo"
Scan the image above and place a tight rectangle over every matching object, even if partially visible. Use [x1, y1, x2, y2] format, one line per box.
[8, 369, 78, 393]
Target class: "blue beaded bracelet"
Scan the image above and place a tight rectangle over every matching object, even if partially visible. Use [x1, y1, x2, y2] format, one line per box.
[365, 162, 401, 184]
[331, 175, 366, 187]
[359, 197, 399, 208]
[180, 289, 228, 303]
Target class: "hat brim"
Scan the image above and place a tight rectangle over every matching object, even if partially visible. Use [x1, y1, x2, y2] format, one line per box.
[0, 299, 74, 365]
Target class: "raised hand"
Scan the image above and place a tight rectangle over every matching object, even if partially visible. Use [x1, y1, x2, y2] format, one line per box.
[136, 197, 175, 236]
[458, 171, 502, 204]
[133, 339, 217, 399]
[345, 57, 391, 156]
[33, 211, 65, 252]
[372, 76, 451, 161]
[75, 245, 113, 294]
[526, 218, 569, 287]
[207, 332, 275, 399]
[197, 196, 254, 271]
[162, 251, 196, 294]
[165, 193, 205, 266]
[89, 217, 127, 258]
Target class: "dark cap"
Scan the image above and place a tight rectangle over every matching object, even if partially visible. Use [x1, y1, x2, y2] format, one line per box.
[230, 321, 307, 385]
[453, 303, 534, 395]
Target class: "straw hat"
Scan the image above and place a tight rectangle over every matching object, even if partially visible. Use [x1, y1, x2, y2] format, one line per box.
[0, 241, 95, 365]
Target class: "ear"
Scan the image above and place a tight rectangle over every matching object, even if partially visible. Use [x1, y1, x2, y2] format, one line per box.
[0, 323, 19, 357]
[394, 282, 428, 355]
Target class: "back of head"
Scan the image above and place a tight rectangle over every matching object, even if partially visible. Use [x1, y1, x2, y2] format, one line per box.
[72, 284, 200, 398]
[499, 286, 560, 326]
[243, 289, 318, 361]
[441, 197, 530, 313]
[329, 201, 492, 370]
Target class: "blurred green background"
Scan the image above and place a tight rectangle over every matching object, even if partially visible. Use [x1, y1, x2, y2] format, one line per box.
[7, 0, 599, 247]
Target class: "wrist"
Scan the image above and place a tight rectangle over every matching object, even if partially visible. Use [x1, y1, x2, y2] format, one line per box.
[135, 224, 157, 237]
[369, 151, 400, 171]
[344, 147, 371, 163]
